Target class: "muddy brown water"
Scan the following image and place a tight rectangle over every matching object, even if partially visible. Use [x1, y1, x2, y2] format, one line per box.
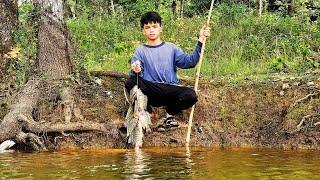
[0, 147, 319, 179]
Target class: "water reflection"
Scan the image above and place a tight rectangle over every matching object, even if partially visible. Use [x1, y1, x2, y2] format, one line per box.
[122, 147, 196, 179]
[1, 147, 320, 179]
[184, 146, 193, 175]
[123, 148, 152, 179]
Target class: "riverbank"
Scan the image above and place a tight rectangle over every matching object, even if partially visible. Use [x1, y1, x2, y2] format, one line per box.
[1, 70, 320, 150]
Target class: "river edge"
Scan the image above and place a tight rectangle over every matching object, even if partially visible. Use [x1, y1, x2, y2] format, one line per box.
[1, 71, 320, 151]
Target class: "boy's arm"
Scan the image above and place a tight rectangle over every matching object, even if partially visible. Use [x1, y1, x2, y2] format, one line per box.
[174, 25, 210, 69]
[130, 48, 144, 75]
[174, 41, 203, 69]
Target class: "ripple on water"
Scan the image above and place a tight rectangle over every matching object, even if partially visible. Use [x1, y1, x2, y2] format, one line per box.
[0, 147, 320, 179]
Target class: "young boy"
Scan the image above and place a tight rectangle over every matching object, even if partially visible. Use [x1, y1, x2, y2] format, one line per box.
[125, 11, 210, 128]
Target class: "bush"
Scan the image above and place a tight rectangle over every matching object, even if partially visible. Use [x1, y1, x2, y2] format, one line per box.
[54, 3, 320, 80]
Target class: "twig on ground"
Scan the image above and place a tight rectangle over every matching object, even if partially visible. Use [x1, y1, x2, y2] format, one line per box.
[297, 115, 312, 131]
[293, 91, 320, 107]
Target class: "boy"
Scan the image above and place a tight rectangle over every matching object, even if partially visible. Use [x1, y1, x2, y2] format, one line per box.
[125, 11, 210, 128]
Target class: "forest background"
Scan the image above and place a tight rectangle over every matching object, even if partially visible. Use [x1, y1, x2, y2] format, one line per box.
[1, 0, 319, 90]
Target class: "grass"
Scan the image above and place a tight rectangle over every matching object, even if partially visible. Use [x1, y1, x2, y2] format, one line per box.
[13, 3, 319, 85]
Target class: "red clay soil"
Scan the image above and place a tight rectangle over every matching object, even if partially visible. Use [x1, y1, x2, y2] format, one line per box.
[1, 71, 320, 150]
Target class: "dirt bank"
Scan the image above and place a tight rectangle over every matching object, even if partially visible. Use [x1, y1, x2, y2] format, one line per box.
[1, 71, 320, 150]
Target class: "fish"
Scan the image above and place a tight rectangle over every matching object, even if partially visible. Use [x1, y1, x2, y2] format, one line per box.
[126, 85, 152, 148]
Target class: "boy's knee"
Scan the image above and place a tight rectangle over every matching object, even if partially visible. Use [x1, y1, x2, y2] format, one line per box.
[183, 89, 198, 105]
[188, 90, 198, 104]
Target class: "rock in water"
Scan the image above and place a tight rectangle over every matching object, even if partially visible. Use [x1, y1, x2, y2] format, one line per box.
[0, 140, 15, 153]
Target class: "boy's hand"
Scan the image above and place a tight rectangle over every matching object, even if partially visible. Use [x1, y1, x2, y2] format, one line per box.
[198, 25, 211, 43]
[131, 60, 141, 73]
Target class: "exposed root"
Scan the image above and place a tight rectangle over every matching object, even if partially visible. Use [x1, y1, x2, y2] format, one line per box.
[91, 71, 127, 79]
[26, 121, 108, 133]
[0, 77, 108, 151]
[16, 132, 47, 151]
[297, 114, 320, 131]
[59, 85, 84, 123]
[297, 115, 311, 131]
[60, 86, 74, 123]
[0, 78, 40, 143]
[293, 91, 320, 107]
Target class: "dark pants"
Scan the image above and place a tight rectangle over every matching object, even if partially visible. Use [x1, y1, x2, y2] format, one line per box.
[125, 75, 197, 115]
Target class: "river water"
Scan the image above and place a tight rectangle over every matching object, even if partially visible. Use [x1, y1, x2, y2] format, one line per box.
[0, 147, 319, 179]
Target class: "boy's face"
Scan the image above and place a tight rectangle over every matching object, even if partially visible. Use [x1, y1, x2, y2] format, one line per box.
[142, 22, 162, 41]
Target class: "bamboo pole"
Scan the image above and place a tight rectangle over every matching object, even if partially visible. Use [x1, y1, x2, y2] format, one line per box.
[186, 0, 215, 147]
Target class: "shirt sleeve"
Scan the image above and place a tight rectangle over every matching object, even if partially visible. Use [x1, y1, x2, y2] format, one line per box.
[130, 46, 144, 76]
[174, 41, 203, 69]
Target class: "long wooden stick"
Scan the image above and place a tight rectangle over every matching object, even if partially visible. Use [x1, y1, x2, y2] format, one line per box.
[186, 0, 215, 147]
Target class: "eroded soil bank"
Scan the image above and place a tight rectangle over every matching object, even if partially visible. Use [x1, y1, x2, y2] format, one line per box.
[1, 71, 320, 150]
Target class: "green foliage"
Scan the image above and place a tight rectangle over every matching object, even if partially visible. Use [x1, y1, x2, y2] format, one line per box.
[118, 0, 158, 21]
[67, 15, 142, 72]
[7, 1, 318, 87]
[9, 2, 37, 87]
[65, 2, 319, 81]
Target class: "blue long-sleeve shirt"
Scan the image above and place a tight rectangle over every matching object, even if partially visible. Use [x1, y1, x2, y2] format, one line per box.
[131, 41, 203, 85]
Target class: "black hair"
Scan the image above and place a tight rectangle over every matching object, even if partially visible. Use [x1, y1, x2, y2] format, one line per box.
[140, 11, 162, 29]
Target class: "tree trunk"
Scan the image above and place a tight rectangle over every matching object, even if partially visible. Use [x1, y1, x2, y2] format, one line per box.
[0, 0, 105, 151]
[288, 0, 295, 15]
[0, 0, 18, 53]
[110, 0, 115, 16]
[179, 0, 184, 18]
[0, 0, 18, 80]
[259, 0, 263, 16]
[176, 0, 182, 18]
[0, 79, 40, 143]
[35, 0, 72, 80]
[172, 0, 177, 19]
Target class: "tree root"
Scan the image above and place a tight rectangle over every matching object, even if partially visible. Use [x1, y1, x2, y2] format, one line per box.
[293, 91, 320, 107]
[26, 121, 107, 133]
[314, 122, 320, 126]
[0, 78, 108, 151]
[90, 71, 128, 79]
[297, 114, 320, 131]
[297, 115, 312, 131]
[59, 86, 84, 123]
[0, 78, 40, 143]
[16, 132, 47, 151]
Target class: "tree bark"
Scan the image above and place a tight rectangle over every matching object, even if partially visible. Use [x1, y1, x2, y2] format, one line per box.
[0, 0, 104, 151]
[288, 0, 295, 15]
[0, 0, 18, 80]
[259, 0, 263, 16]
[0, 0, 18, 53]
[35, 0, 72, 80]
[172, 0, 177, 19]
[110, 0, 115, 16]
[180, 0, 184, 18]
[0, 78, 41, 143]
